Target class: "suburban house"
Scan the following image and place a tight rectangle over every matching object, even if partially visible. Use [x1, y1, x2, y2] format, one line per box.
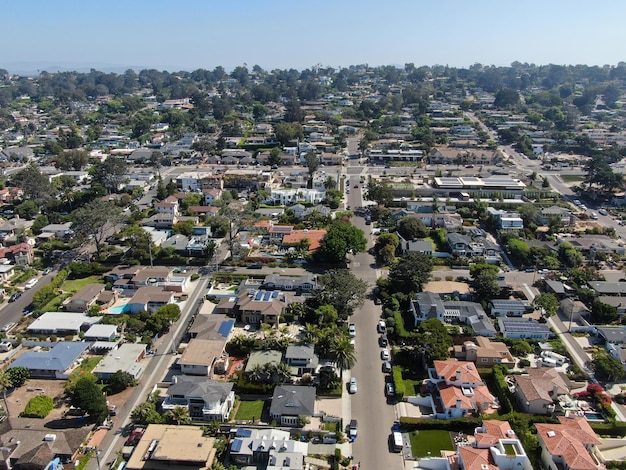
[92, 343, 146, 381]
[269, 385, 316, 427]
[187, 314, 234, 341]
[26, 312, 101, 335]
[63, 283, 106, 313]
[9, 342, 91, 379]
[284, 345, 319, 376]
[535, 417, 601, 470]
[0, 242, 34, 265]
[261, 274, 316, 291]
[268, 188, 326, 205]
[498, 318, 553, 340]
[453, 337, 515, 367]
[427, 359, 498, 419]
[487, 208, 524, 230]
[446, 232, 501, 261]
[83, 324, 118, 342]
[397, 235, 434, 255]
[229, 428, 308, 469]
[178, 338, 227, 376]
[155, 195, 179, 216]
[411, 291, 446, 325]
[489, 299, 529, 317]
[538, 206, 573, 226]
[38, 222, 73, 240]
[459, 420, 532, 470]
[588, 281, 626, 297]
[511, 368, 570, 415]
[125, 287, 175, 313]
[234, 289, 303, 326]
[0, 264, 15, 282]
[125, 424, 217, 470]
[162, 376, 235, 422]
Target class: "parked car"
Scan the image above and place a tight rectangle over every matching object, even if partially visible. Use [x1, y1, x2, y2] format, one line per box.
[374, 297, 382, 305]
[348, 324, 356, 337]
[379, 334, 388, 347]
[381, 349, 390, 361]
[349, 377, 358, 394]
[377, 320, 387, 334]
[1, 322, 16, 333]
[42, 267, 52, 275]
[382, 360, 392, 373]
[349, 419, 358, 441]
[385, 382, 396, 397]
[8, 291, 22, 302]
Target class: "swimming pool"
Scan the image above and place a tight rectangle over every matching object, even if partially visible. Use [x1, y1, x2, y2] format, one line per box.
[584, 412, 604, 421]
[108, 305, 131, 314]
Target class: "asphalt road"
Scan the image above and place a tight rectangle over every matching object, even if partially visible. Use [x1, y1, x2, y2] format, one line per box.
[87, 275, 211, 470]
[345, 183, 403, 469]
[0, 269, 58, 327]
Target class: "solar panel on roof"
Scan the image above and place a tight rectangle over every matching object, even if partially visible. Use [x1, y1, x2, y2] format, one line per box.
[264, 292, 271, 301]
[255, 291, 263, 301]
[272, 291, 279, 298]
[231, 439, 243, 452]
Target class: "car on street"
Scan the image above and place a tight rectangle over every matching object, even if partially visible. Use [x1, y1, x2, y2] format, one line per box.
[1, 322, 16, 333]
[377, 320, 386, 333]
[42, 267, 52, 275]
[374, 297, 382, 305]
[8, 291, 22, 302]
[24, 278, 38, 289]
[353, 184, 358, 188]
[381, 349, 390, 361]
[385, 382, 395, 397]
[126, 427, 146, 446]
[348, 324, 356, 337]
[599, 209, 608, 216]
[349, 419, 358, 441]
[379, 334, 388, 347]
[382, 360, 392, 373]
[349, 377, 358, 394]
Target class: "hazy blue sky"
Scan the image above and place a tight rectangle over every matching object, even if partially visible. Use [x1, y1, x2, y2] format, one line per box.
[2, 0, 625, 73]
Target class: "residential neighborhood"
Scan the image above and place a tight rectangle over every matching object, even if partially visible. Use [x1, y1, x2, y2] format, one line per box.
[2, 60, 626, 470]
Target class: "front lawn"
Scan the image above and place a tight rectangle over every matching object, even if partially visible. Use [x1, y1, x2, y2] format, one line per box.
[234, 400, 265, 421]
[62, 276, 103, 294]
[409, 430, 454, 457]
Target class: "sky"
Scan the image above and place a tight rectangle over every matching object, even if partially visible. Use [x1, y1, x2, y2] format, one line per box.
[2, 0, 626, 74]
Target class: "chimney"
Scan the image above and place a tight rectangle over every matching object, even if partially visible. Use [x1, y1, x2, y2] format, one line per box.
[456, 369, 462, 381]
[456, 399, 463, 409]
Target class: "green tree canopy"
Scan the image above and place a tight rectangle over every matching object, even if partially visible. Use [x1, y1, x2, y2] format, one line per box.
[418, 319, 452, 363]
[69, 377, 108, 421]
[534, 292, 559, 316]
[319, 220, 367, 263]
[397, 217, 429, 240]
[387, 252, 433, 294]
[311, 270, 368, 319]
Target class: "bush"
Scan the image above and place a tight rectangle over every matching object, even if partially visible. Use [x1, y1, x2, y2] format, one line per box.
[392, 366, 405, 400]
[21, 395, 54, 418]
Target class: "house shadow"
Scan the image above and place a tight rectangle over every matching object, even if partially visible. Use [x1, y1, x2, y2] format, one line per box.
[45, 417, 96, 430]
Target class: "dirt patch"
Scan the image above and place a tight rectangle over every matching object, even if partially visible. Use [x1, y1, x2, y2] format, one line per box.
[7, 378, 68, 419]
[213, 356, 246, 380]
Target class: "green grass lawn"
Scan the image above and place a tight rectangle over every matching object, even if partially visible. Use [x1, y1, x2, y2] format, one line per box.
[561, 175, 585, 182]
[409, 430, 454, 457]
[234, 400, 265, 421]
[62, 276, 103, 294]
[76, 356, 102, 373]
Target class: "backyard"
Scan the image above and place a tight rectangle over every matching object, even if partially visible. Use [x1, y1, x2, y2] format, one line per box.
[409, 430, 455, 458]
[234, 399, 266, 422]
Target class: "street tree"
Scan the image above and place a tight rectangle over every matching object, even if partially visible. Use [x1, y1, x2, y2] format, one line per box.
[366, 179, 393, 206]
[131, 401, 162, 425]
[106, 370, 137, 395]
[319, 220, 367, 263]
[592, 350, 626, 381]
[312, 270, 368, 319]
[69, 377, 108, 421]
[397, 217, 429, 240]
[89, 156, 129, 194]
[10, 164, 54, 202]
[534, 292, 559, 316]
[388, 252, 433, 294]
[304, 152, 319, 178]
[73, 200, 124, 258]
[472, 269, 501, 302]
[330, 336, 357, 379]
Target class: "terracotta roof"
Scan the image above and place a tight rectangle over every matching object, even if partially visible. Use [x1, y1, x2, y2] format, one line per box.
[282, 229, 327, 251]
[536, 417, 600, 470]
[433, 359, 483, 383]
[474, 420, 514, 447]
[514, 368, 569, 402]
[458, 446, 497, 470]
[437, 383, 496, 410]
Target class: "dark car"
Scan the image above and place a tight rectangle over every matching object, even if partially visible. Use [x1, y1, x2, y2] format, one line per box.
[379, 334, 388, 347]
[8, 291, 22, 303]
[386, 382, 396, 397]
[247, 263, 263, 269]
[382, 361, 392, 373]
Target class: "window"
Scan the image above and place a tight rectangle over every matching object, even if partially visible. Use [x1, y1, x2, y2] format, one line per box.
[481, 358, 489, 363]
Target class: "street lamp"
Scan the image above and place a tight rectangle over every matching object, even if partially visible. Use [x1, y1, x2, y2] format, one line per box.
[94, 447, 102, 470]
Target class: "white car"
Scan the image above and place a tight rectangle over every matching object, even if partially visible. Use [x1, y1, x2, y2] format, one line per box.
[349, 377, 358, 394]
[381, 349, 390, 361]
[348, 324, 356, 337]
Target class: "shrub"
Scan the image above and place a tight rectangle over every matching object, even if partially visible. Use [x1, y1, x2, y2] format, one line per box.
[21, 395, 54, 418]
[392, 366, 405, 400]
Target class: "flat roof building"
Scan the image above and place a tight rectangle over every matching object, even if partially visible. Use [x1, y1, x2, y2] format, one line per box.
[92, 343, 146, 381]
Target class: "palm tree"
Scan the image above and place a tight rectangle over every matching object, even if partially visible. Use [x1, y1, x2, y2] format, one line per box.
[301, 325, 320, 345]
[0, 371, 13, 417]
[248, 364, 265, 383]
[330, 337, 357, 379]
[166, 406, 191, 425]
[274, 362, 292, 383]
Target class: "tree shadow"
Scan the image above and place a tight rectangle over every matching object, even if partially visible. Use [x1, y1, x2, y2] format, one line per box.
[45, 417, 97, 429]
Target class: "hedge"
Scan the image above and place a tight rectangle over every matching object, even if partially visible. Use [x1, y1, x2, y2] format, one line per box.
[590, 421, 626, 437]
[392, 366, 406, 400]
[399, 416, 483, 432]
[21, 395, 54, 418]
